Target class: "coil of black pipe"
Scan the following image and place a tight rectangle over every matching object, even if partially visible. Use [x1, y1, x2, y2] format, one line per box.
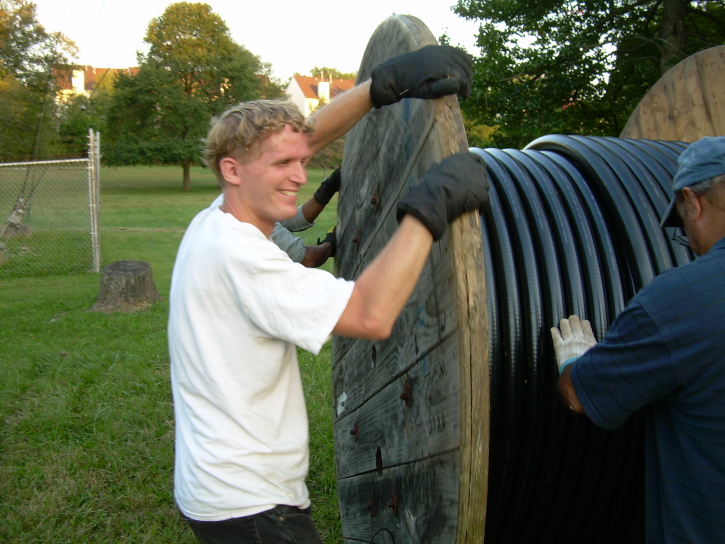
[470, 136, 693, 544]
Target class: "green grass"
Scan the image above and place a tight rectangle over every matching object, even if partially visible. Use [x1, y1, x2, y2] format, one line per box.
[0, 165, 341, 543]
[0, 229, 94, 278]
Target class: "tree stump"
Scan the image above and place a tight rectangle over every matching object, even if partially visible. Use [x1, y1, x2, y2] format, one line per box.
[90, 260, 162, 312]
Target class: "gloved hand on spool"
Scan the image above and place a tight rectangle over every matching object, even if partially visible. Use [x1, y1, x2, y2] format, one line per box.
[317, 227, 337, 258]
[550, 315, 598, 374]
[370, 45, 473, 109]
[396, 152, 489, 241]
[313, 168, 341, 206]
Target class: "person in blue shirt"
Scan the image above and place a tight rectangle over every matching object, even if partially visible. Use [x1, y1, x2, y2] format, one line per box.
[551, 136, 725, 544]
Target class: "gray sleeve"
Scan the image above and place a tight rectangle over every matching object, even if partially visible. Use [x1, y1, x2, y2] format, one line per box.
[271, 223, 307, 263]
[279, 205, 313, 232]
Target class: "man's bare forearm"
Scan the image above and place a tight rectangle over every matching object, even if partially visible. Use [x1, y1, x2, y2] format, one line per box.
[333, 215, 433, 339]
[559, 366, 585, 413]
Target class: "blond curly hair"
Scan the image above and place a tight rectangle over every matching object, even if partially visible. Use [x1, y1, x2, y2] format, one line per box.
[204, 100, 316, 180]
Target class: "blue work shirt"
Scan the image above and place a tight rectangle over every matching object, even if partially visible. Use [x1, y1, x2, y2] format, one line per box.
[571, 235, 725, 544]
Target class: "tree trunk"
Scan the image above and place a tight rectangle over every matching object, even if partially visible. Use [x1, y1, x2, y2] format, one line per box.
[182, 158, 191, 191]
[90, 260, 162, 313]
[658, 0, 689, 74]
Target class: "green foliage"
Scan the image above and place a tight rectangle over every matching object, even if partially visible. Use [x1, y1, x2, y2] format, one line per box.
[0, 0, 76, 161]
[305, 66, 357, 80]
[0, 0, 75, 81]
[103, 2, 285, 190]
[105, 65, 208, 168]
[456, 0, 725, 148]
[462, 113, 496, 148]
[55, 91, 110, 157]
[308, 134, 344, 176]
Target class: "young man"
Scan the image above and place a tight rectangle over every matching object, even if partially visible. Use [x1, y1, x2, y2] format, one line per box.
[551, 136, 725, 543]
[168, 46, 488, 543]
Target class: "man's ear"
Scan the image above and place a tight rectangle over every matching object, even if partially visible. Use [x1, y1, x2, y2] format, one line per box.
[682, 187, 704, 222]
[219, 157, 241, 186]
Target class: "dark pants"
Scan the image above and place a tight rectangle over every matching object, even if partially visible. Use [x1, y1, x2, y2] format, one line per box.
[184, 505, 324, 544]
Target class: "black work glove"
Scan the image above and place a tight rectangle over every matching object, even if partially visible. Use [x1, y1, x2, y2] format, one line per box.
[370, 45, 473, 109]
[317, 227, 337, 258]
[396, 152, 489, 241]
[313, 168, 341, 206]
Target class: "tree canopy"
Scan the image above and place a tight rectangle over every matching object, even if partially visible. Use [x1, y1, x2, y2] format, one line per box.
[103, 2, 284, 190]
[0, 0, 76, 161]
[299, 66, 358, 80]
[455, 0, 725, 149]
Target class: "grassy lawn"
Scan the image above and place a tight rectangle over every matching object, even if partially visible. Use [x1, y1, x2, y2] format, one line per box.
[0, 165, 341, 543]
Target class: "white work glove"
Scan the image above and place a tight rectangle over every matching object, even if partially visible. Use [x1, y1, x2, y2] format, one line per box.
[550, 315, 598, 374]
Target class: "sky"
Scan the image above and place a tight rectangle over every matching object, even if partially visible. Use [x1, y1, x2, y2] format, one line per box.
[31, 0, 482, 83]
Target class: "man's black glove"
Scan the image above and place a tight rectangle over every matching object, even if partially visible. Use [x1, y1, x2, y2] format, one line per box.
[313, 168, 341, 206]
[317, 227, 337, 258]
[370, 45, 473, 109]
[396, 152, 489, 241]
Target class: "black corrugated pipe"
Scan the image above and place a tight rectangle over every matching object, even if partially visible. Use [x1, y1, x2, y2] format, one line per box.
[471, 136, 694, 544]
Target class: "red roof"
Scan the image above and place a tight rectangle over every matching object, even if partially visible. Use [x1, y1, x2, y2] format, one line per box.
[292, 75, 355, 99]
[54, 65, 139, 92]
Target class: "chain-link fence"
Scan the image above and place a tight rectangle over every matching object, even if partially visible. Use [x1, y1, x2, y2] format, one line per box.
[0, 130, 101, 278]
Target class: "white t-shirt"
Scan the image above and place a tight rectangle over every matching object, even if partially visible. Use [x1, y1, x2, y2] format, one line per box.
[168, 200, 354, 521]
[209, 193, 312, 263]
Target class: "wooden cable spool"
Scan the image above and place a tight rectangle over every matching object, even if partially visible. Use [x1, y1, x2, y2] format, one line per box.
[620, 45, 725, 141]
[333, 14, 488, 543]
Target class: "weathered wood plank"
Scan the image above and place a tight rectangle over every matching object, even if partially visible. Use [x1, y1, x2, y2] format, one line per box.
[334, 333, 461, 479]
[337, 451, 461, 544]
[620, 45, 725, 142]
[333, 13, 440, 363]
[332, 234, 458, 418]
[430, 95, 491, 542]
[334, 102, 437, 314]
[332, 14, 489, 544]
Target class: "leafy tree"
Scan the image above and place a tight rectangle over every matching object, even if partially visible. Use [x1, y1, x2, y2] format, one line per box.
[103, 2, 284, 190]
[305, 97, 347, 176]
[1, 0, 56, 80]
[455, 0, 725, 149]
[56, 90, 110, 157]
[311, 66, 357, 80]
[0, 0, 76, 161]
[296, 66, 358, 80]
[307, 135, 344, 178]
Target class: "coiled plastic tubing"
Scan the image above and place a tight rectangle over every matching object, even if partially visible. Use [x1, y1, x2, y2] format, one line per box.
[470, 135, 691, 543]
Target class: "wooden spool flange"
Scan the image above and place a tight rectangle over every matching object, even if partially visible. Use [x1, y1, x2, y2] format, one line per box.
[332, 15, 489, 543]
[620, 45, 725, 142]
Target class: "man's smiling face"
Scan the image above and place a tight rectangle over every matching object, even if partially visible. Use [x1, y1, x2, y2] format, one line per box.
[228, 124, 310, 236]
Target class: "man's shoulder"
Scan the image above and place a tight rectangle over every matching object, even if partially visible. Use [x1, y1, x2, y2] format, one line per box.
[643, 245, 725, 297]
[635, 244, 725, 335]
[179, 208, 274, 266]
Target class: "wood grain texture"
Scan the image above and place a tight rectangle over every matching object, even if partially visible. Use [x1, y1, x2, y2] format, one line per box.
[337, 451, 461, 543]
[332, 14, 489, 544]
[332, 236, 458, 420]
[334, 333, 461, 479]
[620, 45, 725, 142]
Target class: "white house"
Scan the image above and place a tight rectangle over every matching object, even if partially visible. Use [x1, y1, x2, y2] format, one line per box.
[286, 75, 355, 117]
[55, 66, 139, 100]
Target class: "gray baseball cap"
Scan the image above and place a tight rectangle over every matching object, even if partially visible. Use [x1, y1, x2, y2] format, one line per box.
[661, 136, 725, 228]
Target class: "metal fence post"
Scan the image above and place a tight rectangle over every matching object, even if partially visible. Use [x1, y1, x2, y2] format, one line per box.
[87, 128, 102, 273]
